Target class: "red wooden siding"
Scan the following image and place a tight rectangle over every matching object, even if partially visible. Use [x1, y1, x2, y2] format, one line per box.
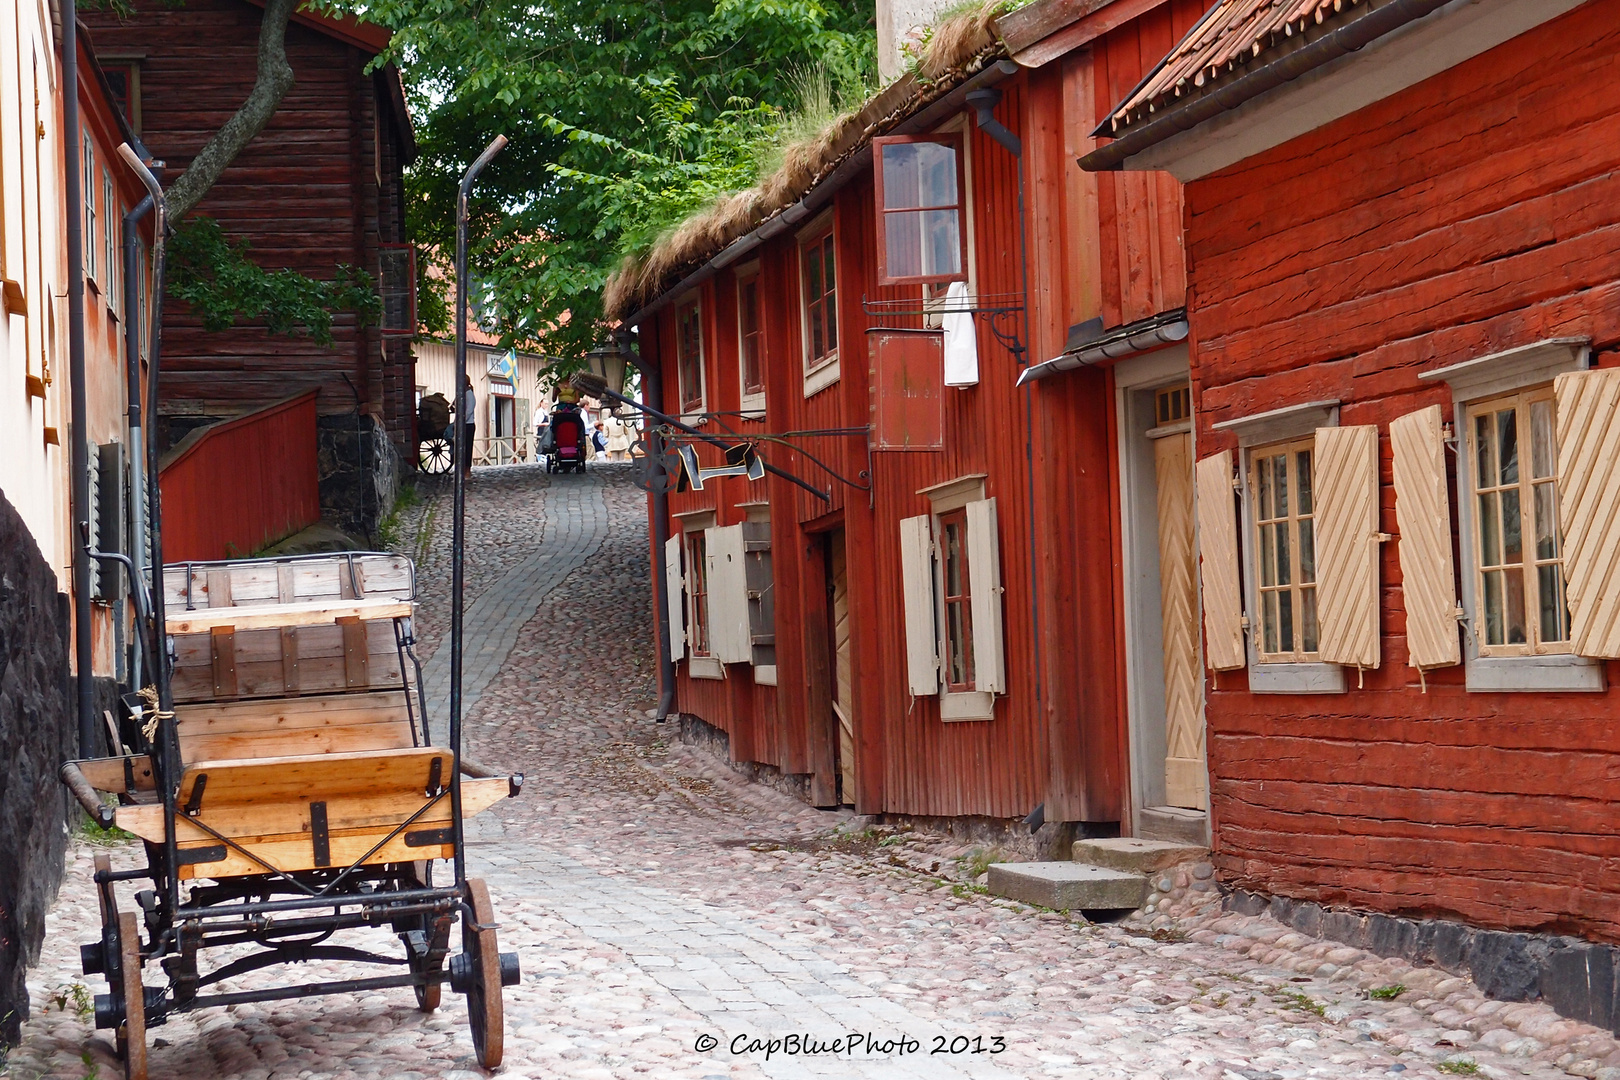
[83, 1, 415, 450]
[1183, 1, 1620, 941]
[159, 392, 321, 561]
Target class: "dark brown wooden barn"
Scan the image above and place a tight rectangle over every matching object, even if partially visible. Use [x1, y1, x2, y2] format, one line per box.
[83, 1, 416, 535]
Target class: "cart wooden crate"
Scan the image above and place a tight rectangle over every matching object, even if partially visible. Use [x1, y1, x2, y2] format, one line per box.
[62, 553, 522, 1079]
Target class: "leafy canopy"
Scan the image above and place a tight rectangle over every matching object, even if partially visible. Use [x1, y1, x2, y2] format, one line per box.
[327, 0, 876, 357]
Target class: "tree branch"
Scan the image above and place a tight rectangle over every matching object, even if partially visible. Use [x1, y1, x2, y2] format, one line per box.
[164, 0, 299, 222]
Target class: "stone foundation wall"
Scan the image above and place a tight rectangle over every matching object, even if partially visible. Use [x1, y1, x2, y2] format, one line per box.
[677, 713, 812, 804]
[317, 413, 400, 539]
[0, 492, 73, 1047]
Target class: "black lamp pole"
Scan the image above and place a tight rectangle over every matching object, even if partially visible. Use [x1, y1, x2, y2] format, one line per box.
[449, 135, 506, 886]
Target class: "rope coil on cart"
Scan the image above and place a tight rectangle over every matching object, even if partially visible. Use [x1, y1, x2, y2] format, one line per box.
[135, 684, 175, 743]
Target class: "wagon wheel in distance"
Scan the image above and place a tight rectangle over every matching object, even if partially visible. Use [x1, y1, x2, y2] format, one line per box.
[419, 436, 454, 474]
[458, 879, 504, 1067]
[118, 911, 148, 1080]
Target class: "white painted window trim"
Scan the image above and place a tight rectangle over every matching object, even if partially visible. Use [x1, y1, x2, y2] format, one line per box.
[918, 474, 998, 720]
[1221, 400, 1345, 694]
[735, 261, 766, 417]
[680, 510, 723, 679]
[675, 291, 706, 424]
[798, 210, 840, 398]
[1422, 337, 1603, 692]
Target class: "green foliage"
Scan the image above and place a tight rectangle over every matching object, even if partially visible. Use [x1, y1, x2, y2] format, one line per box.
[321, 0, 876, 358]
[48, 983, 93, 1021]
[167, 217, 382, 346]
[1437, 1060, 1479, 1075]
[1272, 989, 1326, 1017]
[1368, 984, 1406, 1000]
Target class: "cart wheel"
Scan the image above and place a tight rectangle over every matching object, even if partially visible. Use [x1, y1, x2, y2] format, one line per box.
[462, 879, 504, 1068]
[419, 437, 453, 475]
[118, 912, 147, 1080]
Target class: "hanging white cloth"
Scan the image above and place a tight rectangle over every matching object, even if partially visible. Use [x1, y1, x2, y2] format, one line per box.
[941, 280, 979, 387]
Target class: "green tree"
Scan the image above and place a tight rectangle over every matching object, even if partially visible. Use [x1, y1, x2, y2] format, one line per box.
[334, 0, 875, 356]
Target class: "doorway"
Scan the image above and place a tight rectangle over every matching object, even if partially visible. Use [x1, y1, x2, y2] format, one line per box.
[1116, 346, 1209, 842]
[828, 530, 855, 806]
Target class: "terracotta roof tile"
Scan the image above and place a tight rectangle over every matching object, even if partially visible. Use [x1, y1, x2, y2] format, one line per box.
[1104, 0, 1371, 134]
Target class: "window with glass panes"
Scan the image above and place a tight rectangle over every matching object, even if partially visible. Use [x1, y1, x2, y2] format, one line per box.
[677, 299, 703, 413]
[801, 229, 837, 369]
[1467, 387, 1569, 654]
[83, 133, 96, 284]
[686, 530, 710, 656]
[938, 508, 975, 691]
[738, 272, 763, 398]
[1251, 438, 1319, 661]
[873, 134, 967, 286]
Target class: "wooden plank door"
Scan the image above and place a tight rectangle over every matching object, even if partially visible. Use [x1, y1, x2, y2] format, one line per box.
[1154, 430, 1206, 808]
[831, 532, 856, 806]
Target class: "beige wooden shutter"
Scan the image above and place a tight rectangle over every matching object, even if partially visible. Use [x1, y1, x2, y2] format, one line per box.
[1195, 450, 1245, 670]
[1389, 405, 1460, 670]
[1314, 424, 1381, 670]
[1555, 369, 1620, 658]
[966, 498, 1006, 694]
[664, 534, 685, 662]
[899, 514, 940, 696]
[706, 525, 752, 663]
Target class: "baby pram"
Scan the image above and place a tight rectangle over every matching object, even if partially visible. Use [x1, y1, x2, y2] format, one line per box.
[543, 404, 588, 474]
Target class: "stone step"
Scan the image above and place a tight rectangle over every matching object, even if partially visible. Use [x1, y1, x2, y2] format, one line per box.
[1071, 837, 1207, 874]
[1137, 804, 1209, 845]
[986, 862, 1147, 912]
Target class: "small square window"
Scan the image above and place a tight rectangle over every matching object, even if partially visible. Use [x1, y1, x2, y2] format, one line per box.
[874, 134, 968, 286]
[1250, 436, 1320, 662]
[1466, 386, 1570, 656]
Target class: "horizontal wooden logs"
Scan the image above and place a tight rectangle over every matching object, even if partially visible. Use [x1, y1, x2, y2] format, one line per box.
[165, 598, 411, 634]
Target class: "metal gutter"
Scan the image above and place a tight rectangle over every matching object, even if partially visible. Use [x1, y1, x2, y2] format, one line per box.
[626, 59, 1020, 328]
[1016, 309, 1188, 386]
[1080, 0, 1453, 172]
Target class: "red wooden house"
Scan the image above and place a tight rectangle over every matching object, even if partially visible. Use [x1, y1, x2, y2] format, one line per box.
[608, 0, 1218, 847]
[83, 1, 416, 537]
[1086, 0, 1620, 1029]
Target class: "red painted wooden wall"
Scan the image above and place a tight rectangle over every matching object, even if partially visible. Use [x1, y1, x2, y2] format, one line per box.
[159, 392, 321, 562]
[1183, 1, 1620, 941]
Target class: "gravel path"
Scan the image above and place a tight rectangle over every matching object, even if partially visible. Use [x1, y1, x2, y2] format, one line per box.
[5, 464, 1618, 1080]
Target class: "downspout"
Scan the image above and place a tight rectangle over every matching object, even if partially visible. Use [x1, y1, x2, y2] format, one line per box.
[62, 2, 96, 757]
[123, 192, 153, 686]
[621, 327, 676, 722]
[965, 87, 1044, 727]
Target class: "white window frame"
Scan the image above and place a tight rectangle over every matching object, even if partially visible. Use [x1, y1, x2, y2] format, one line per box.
[916, 474, 1002, 721]
[1420, 336, 1602, 692]
[735, 261, 766, 417]
[104, 170, 117, 318]
[798, 210, 839, 398]
[83, 132, 97, 290]
[1211, 399, 1345, 694]
[676, 510, 723, 679]
[675, 293, 706, 421]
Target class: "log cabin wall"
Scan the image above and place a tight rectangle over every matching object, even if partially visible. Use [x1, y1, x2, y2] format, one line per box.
[1182, 0, 1620, 941]
[81, 1, 414, 454]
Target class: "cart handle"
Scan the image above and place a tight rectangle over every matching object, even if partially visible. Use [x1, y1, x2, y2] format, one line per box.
[61, 762, 116, 829]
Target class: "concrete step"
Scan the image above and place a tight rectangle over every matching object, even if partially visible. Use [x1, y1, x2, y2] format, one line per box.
[1137, 805, 1209, 845]
[986, 862, 1147, 912]
[1072, 837, 1207, 874]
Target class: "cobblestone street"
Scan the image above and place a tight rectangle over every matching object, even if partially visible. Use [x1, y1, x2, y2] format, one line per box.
[7, 465, 1620, 1080]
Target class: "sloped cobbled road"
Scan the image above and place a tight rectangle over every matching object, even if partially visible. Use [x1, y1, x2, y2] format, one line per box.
[5, 464, 1615, 1080]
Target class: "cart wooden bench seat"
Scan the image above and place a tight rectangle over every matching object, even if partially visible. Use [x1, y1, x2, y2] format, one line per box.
[64, 552, 521, 1079]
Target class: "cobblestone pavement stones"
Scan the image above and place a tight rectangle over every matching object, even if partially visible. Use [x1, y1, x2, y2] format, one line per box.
[7, 464, 1620, 1080]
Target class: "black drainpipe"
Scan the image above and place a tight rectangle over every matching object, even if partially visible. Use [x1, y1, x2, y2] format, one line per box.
[62, 2, 96, 757]
[123, 191, 153, 686]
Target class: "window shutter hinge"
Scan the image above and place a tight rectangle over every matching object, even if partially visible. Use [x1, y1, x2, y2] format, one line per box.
[1239, 615, 1250, 629]
[1230, 472, 1241, 491]
[1449, 606, 1465, 620]
[1375, 532, 1393, 543]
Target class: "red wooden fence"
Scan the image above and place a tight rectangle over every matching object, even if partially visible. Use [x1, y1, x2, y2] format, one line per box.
[159, 391, 321, 562]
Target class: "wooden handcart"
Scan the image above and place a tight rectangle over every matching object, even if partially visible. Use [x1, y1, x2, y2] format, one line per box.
[61, 552, 522, 1079]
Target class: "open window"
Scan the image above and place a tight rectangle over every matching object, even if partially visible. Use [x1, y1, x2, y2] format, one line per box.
[900, 477, 1005, 721]
[677, 296, 705, 415]
[736, 265, 765, 415]
[874, 133, 968, 287]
